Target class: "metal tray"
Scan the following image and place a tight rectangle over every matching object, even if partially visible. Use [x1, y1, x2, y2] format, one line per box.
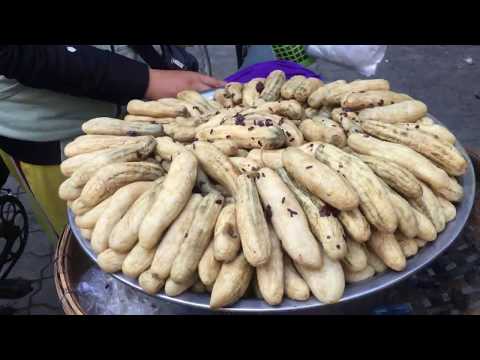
[69, 108, 476, 312]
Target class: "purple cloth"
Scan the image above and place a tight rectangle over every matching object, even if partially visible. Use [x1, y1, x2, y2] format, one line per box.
[224, 60, 322, 83]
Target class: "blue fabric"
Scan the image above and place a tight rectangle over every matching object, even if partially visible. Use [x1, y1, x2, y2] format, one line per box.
[225, 60, 323, 83]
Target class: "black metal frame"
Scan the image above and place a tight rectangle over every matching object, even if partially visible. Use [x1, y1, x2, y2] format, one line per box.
[0, 156, 29, 280]
[0, 190, 29, 279]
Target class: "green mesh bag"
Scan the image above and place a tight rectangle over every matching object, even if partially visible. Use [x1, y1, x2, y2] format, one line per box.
[272, 45, 315, 66]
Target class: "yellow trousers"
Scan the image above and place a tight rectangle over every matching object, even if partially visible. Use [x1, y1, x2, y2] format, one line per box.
[0, 149, 67, 244]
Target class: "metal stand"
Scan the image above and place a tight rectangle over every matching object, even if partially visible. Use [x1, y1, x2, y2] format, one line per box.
[0, 189, 28, 280]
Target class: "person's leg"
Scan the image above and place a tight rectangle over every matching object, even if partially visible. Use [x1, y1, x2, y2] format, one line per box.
[18, 162, 67, 237]
[0, 149, 66, 243]
[240, 45, 276, 69]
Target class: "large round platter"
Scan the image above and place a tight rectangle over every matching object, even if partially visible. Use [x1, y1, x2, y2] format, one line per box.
[70, 89, 476, 312]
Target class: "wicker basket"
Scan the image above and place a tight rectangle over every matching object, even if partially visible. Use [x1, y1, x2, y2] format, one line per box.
[54, 227, 87, 315]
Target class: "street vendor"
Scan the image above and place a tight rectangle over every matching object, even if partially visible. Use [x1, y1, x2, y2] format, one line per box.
[0, 45, 225, 241]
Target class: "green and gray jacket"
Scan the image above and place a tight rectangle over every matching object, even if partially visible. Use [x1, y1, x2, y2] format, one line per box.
[0, 45, 151, 143]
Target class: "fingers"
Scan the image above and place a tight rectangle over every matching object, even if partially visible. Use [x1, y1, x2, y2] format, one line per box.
[199, 74, 226, 88]
[146, 69, 226, 99]
[194, 83, 213, 92]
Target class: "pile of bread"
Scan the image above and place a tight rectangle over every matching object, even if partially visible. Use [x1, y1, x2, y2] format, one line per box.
[59, 70, 466, 309]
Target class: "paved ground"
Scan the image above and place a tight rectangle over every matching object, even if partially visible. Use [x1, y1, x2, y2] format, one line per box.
[1, 45, 479, 315]
[0, 180, 59, 314]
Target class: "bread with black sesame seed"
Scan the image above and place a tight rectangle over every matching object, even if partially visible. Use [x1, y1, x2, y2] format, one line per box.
[256, 167, 323, 269]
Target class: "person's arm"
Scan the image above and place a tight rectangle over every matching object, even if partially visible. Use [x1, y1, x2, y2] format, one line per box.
[0, 45, 226, 104]
[0, 45, 149, 105]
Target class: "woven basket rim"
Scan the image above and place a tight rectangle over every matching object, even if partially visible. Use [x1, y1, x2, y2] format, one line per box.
[53, 227, 86, 315]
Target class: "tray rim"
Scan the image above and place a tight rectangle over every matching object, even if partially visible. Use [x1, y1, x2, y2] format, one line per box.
[69, 107, 476, 313]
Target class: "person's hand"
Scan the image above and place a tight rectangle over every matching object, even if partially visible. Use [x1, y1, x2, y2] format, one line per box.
[145, 69, 226, 100]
